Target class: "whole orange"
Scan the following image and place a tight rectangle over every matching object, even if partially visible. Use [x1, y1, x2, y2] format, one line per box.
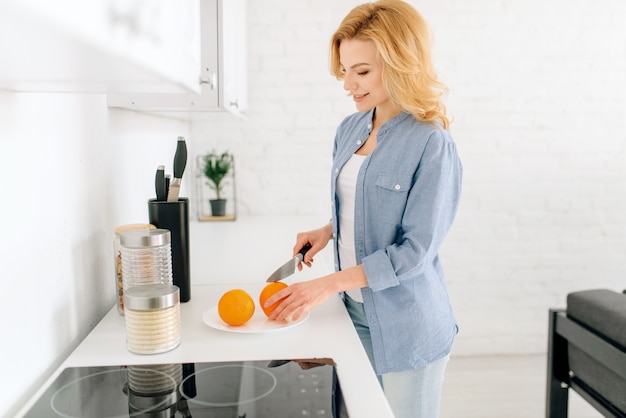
[217, 289, 255, 326]
[259, 282, 288, 318]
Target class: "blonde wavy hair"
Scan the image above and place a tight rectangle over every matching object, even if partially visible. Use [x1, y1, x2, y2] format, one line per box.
[330, 0, 450, 129]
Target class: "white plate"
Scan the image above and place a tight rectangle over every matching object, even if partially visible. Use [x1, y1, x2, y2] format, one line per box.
[202, 307, 309, 334]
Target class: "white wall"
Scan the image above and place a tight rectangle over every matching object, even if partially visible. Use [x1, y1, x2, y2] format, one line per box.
[189, 0, 626, 357]
[430, 1, 626, 354]
[0, 92, 189, 418]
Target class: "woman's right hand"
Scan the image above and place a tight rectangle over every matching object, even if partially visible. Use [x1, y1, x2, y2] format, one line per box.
[293, 222, 333, 270]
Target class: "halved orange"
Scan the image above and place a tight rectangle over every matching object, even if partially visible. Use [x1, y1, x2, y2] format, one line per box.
[217, 289, 255, 326]
[259, 282, 288, 318]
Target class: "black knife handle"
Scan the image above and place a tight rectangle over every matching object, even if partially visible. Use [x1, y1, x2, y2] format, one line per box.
[155, 165, 166, 201]
[297, 243, 312, 260]
[173, 137, 187, 179]
[300, 243, 312, 255]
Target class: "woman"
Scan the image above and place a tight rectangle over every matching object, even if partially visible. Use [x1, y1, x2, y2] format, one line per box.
[265, 1, 462, 416]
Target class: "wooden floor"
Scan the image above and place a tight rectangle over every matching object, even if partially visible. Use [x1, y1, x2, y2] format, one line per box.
[440, 354, 603, 418]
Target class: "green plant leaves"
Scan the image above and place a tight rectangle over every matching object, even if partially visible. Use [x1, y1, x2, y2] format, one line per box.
[203, 151, 233, 200]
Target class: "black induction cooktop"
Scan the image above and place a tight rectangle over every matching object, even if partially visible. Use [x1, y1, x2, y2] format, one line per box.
[23, 359, 346, 417]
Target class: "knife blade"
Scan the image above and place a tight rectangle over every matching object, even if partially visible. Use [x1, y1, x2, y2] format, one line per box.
[266, 243, 312, 282]
[167, 136, 187, 202]
[155, 165, 166, 201]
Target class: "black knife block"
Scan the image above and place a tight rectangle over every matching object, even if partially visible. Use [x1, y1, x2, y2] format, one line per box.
[148, 198, 191, 302]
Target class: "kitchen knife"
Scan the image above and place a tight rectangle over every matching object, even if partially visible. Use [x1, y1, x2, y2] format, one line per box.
[155, 165, 166, 201]
[265, 243, 312, 282]
[167, 136, 187, 202]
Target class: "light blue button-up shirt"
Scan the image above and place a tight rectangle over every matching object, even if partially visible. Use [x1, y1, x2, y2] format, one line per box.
[330, 109, 462, 374]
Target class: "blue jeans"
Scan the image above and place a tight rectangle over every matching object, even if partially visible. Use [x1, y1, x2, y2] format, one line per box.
[344, 294, 449, 418]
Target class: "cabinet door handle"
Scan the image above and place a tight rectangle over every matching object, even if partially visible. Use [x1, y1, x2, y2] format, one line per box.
[199, 71, 217, 90]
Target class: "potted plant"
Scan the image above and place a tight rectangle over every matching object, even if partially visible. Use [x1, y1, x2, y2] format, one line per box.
[202, 151, 233, 216]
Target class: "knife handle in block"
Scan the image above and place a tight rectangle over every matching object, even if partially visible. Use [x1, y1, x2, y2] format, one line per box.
[155, 165, 166, 201]
[173, 137, 187, 179]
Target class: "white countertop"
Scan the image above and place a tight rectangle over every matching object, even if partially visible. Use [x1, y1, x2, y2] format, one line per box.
[17, 216, 394, 417]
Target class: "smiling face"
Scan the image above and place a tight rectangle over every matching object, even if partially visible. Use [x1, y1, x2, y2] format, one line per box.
[339, 38, 394, 116]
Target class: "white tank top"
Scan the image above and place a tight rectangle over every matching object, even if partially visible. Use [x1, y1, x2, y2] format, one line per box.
[337, 153, 366, 302]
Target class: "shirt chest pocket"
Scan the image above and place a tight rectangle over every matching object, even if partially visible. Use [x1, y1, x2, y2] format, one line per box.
[375, 174, 412, 224]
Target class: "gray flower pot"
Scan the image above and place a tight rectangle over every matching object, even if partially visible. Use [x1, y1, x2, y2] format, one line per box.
[210, 199, 227, 216]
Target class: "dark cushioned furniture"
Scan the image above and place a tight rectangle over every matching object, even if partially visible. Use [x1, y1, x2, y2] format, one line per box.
[546, 289, 626, 417]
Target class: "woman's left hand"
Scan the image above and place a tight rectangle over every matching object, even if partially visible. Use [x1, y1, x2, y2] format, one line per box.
[265, 276, 337, 321]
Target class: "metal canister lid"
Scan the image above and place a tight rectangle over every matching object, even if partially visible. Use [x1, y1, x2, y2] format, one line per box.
[120, 228, 171, 248]
[125, 284, 179, 310]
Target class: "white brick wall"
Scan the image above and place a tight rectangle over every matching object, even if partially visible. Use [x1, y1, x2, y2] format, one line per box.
[190, 0, 626, 355]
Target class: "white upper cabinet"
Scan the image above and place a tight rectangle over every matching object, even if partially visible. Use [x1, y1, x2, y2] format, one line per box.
[219, 0, 248, 114]
[0, 0, 202, 94]
[107, 0, 248, 116]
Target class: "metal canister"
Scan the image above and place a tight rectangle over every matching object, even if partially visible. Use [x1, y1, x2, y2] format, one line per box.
[124, 284, 181, 355]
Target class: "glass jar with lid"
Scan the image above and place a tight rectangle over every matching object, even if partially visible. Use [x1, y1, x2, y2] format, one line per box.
[113, 223, 155, 314]
[119, 228, 173, 301]
[124, 284, 181, 354]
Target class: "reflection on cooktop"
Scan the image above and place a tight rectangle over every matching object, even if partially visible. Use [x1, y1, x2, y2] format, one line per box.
[23, 359, 347, 417]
